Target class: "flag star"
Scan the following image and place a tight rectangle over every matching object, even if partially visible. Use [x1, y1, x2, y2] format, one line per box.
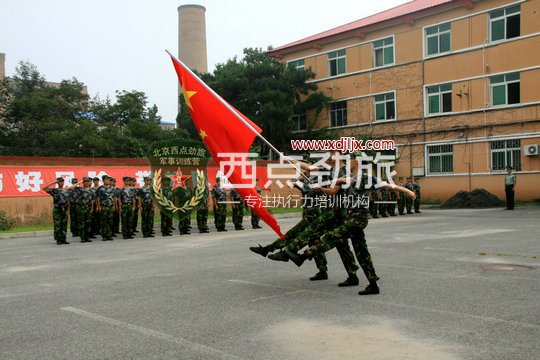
[199, 129, 208, 141]
[181, 83, 197, 110]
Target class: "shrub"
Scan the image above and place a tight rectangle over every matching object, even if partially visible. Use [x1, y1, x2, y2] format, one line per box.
[0, 210, 15, 231]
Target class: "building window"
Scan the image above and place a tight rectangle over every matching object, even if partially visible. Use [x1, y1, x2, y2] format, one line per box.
[374, 92, 396, 121]
[491, 139, 521, 171]
[328, 49, 346, 77]
[373, 37, 394, 67]
[427, 84, 452, 115]
[288, 59, 305, 71]
[490, 5, 520, 42]
[425, 22, 451, 56]
[427, 144, 453, 174]
[330, 101, 347, 127]
[490, 73, 520, 106]
[291, 113, 307, 131]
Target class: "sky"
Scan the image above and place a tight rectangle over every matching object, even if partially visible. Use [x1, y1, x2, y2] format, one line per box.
[0, 0, 408, 123]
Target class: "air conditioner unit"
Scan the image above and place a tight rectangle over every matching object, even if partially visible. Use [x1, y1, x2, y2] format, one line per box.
[524, 144, 540, 156]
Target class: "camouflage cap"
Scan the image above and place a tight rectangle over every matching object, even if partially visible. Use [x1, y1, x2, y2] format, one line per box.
[93, 177, 99, 181]
[71, 178, 78, 184]
[101, 175, 109, 180]
[83, 177, 92, 182]
[110, 177, 116, 182]
[56, 177, 65, 182]
[143, 176, 151, 181]
[122, 176, 130, 181]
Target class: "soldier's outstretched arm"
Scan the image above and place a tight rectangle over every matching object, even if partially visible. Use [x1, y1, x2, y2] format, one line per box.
[42, 181, 59, 192]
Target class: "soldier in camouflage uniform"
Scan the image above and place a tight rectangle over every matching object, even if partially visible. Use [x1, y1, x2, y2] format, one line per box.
[96, 175, 116, 241]
[73, 177, 95, 243]
[396, 177, 406, 215]
[91, 177, 101, 237]
[264, 154, 361, 286]
[379, 188, 389, 218]
[196, 176, 210, 233]
[119, 176, 135, 239]
[129, 178, 140, 234]
[369, 188, 380, 218]
[111, 178, 121, 236]
[140, 177, 155, 238]
[250, 173, 330, 281]
[388, 175, 398, 217]
[413, 177, 422, 213]
[405, 177, 414, 214]
[174, 184, 192, 235]
[43, 177, 70, 245]
[229, 187, 245, 230]
[250, 178, 262, 229]
[69, 178, 79, 237]
[160, 176, 174, 236]
[211, 177, 227, 232]
[285, 171, 416, 295]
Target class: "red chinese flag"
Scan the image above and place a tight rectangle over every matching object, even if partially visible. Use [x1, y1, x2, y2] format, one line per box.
[169, 53, 285, 239]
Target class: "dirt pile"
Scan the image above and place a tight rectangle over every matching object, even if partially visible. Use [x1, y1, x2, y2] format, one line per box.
[441, 188, 504, 208]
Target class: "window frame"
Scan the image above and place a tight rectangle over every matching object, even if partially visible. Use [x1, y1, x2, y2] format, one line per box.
[373, 91, 396, 122]
[490, 72, 520, 107]
[490, 139, 521, 171]
[291, 113, 307, 131]
[372, 36, 395, 68]
[489, 5, 521, 43]
[288, 59, 305, 71]
[425, 22, 451, 57]
[329, 101, 348, 128]
[328, 49, 346, 77]
[425, 84, 453, 116]
[426, 144, 454, 175]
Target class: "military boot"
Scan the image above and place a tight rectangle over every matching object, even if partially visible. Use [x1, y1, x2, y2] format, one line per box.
[249, 245, 269, 257]
[338, 274, 359, 287]
[268, 251, 289, 262]
[358, 283, 380, 295]
[309, 271, 328, 281]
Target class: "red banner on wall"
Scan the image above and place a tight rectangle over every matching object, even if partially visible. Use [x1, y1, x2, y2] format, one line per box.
[0, 166, 270, 198]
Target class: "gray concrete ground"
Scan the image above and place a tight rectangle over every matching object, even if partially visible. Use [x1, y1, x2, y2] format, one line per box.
[0, 206, 538, 360]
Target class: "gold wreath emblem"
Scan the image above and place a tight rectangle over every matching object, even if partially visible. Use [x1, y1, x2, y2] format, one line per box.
[153, 168, 206, 213]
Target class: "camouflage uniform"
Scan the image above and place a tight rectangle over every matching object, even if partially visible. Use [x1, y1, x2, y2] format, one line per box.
[75, 185, 94, 242]
[370, 188, 380, 218]
[97, 185, 116, 240]
[250, 185, 262, 229]
[388, 190, 398, 216]
[120, 186, 135, 239]
[91, 186, 101, 236]
[140, 185, 154, 237]
[46, 187, 70, 244]
[211, 184, 227, 231]
[304, 175, 379, 283]
[413, 181, 421, 213]
[69, 186, 79, 237]
[196, 182, 210, 233]
[160, 183, 174, 236]
[405, 180, 414, 214]
[113, 186, 121, 235]
[283, 167, 359, 278]
[131, 183, 140, 232]
[174, 186, 192, 235]
[379, 188, 389, 217]
[230, 188, 244, 230]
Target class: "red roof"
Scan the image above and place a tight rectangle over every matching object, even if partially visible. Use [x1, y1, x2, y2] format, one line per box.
[268, 0, 463, 56]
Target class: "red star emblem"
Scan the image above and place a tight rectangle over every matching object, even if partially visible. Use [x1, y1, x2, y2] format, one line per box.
[171, 167, 191, 189]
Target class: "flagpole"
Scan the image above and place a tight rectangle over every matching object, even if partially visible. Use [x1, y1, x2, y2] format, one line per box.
[167, 50, 311, 179]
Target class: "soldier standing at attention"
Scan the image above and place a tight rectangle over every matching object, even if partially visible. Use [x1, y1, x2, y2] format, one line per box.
[130, 178, 140, 234]
[174, 183, 191, 235]
[96, 175, 116, 241]
[211, 177, 227, 232]
[397, 177, 406, 215]
[120, 176, 135, 239]
[72, 177, 95, 243]
[140, 177, 155, 238]
[250, 178, 262, 229]
[196, 175, 210, 233]
[413, 177, 422, 213]
[405, 177, 414, 214]
[111, 177, 121, 236]
[91, 177, 101, 238]
[504, 166, 516, 210]
[43, 177, 70, 245]
[160, 176, 174, 236]
[379, 188, 389, 218]
[388, 176, 398, 217]
[370, 187, 380, 219]
[69, 178, 79, 238]
[229, 186, 245, 231]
